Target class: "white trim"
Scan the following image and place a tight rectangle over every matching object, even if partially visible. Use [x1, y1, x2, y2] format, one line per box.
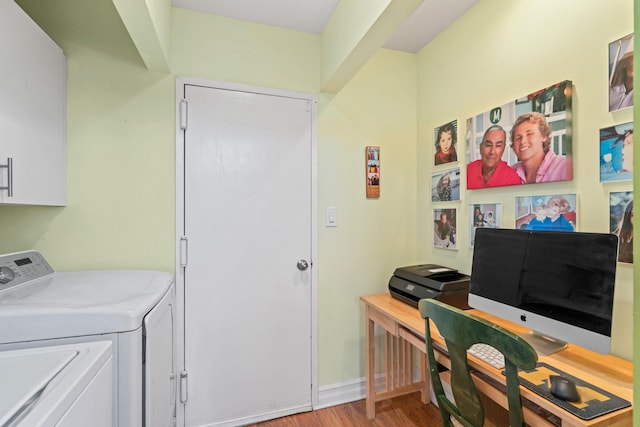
[316, 378, 367, 409]
[316, 367, 427, 410]
[174, 76, 319, 425]
[175, 77, 186, 426]
[201, 404, 313, 427]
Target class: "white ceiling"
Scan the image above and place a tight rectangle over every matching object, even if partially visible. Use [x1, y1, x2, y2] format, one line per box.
[171, 0, 479, 54]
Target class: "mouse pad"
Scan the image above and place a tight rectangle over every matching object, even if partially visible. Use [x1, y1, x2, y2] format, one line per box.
[512, 362, 631, 420]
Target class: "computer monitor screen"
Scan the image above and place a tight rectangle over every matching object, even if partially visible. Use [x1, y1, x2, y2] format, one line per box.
[469, 228, 618, 355]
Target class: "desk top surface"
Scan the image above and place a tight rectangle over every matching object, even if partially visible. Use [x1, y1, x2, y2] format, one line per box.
[361, 293, 633, 425]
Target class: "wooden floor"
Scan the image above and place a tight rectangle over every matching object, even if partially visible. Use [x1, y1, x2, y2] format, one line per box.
[246, 392, 442, 427]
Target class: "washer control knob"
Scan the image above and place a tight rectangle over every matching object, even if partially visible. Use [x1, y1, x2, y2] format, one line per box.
[0, 266, 15, 284]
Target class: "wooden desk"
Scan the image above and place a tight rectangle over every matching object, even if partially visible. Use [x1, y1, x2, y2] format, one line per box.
[361, 293, 633, 426]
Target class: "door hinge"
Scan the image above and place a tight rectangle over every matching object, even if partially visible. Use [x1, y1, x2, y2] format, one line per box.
[180, 236, 188, 267]
[180, 371, 188, 403]
[180, 99, 188, 130]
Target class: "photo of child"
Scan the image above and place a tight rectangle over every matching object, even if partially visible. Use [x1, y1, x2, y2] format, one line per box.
[515, 194, 577, 232]
[431, 168, 461, 202]
[434, 208, 457, 250]
[600, 122, 633, 182]
[434, 120, 458, 166]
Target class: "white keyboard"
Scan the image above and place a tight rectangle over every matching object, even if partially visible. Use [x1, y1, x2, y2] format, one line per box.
[467, 343, 505, 369]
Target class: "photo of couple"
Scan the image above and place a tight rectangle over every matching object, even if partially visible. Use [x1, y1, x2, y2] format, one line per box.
[465, 80, 573, 189]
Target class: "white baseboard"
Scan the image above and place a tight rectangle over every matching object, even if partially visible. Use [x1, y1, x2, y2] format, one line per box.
[315, 377, 367, 409]
[315, 368, 424, 410]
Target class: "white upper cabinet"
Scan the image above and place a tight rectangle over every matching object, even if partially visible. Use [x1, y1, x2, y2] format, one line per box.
[0, 1, 66, 206]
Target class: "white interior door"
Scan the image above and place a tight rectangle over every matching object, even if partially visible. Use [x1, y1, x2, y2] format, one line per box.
[180, 82, 315, 427]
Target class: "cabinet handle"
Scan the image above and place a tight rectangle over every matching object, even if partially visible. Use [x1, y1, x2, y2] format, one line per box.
[0, 157, 12, 197]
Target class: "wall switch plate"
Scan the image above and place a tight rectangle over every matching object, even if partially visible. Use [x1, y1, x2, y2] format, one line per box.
[325, 207, 337, 227]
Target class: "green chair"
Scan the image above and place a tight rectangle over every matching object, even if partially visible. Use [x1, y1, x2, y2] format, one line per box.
[419, 299, 538, 427]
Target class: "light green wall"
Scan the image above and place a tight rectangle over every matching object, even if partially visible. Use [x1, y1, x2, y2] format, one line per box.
[417, 0, 634, 361]
[171, 8, 321, 92]
[317, 49, 417, 384]
[321, 0, 390, 83]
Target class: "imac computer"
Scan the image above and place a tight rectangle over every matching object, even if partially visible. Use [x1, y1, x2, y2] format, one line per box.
[469, 228, 618, 355]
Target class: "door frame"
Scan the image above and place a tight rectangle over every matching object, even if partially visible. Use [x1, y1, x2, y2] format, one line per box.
[174, 76, 319, 425]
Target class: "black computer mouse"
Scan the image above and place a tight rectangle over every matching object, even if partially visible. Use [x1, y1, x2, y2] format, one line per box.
[549, 375, 580, 402]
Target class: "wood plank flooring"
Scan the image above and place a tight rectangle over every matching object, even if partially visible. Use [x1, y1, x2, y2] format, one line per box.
[246, 392, 442, 427]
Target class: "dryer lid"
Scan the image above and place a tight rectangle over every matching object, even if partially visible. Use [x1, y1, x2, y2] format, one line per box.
[0, 270, 174, 343]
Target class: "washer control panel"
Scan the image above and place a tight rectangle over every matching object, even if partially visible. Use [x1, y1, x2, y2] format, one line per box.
[0, 251, 55, 291]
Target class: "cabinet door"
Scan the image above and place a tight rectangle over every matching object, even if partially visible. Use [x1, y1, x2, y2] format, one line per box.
[0, 1, 66, 206]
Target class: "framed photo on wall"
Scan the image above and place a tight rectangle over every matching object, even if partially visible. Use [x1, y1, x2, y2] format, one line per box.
[610, 191, 633, 264]
[466, 80, 573, 189]
[515, 193, 577, 232]
[469, 203, 501, 247]
[434, 208, 457, 250]
[609, 33, 634, 112]
[600, 121, 633, 182]
[431, 168, 460, 202]
[434, 120, 458, 166]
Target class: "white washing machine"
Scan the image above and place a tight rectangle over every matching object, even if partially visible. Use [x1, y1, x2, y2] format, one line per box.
[0, 251, 176, 427]
[0, 341, 113, 427]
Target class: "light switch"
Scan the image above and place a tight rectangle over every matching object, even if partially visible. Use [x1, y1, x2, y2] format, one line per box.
[325, 207, 337, 227]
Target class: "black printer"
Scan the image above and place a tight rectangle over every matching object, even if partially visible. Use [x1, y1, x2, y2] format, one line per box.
[388, 264, 470, 309]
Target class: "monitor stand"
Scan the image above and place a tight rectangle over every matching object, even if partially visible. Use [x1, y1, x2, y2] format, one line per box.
[518, 331, 567, 356]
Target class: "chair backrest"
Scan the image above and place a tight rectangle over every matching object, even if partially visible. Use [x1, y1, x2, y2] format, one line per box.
[419, 298, 538, 427]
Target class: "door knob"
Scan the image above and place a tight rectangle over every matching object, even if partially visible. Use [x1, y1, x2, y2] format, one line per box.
[297, 260, 309, 271]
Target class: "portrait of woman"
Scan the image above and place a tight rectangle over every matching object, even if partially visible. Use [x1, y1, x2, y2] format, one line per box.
[609, 33, 634, 112]
[611, 191, 634, 264]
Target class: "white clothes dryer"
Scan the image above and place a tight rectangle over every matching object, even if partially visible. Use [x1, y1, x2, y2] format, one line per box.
[0, 251, 176, 427]
[0, 341, 113, 427]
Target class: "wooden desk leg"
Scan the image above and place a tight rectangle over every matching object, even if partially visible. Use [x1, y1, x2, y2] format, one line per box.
[365, 307, 376, 419]
[420, 351, 429, 404]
